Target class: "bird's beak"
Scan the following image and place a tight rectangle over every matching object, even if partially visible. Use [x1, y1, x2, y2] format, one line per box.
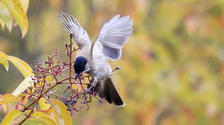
[75, 73, 79, 79]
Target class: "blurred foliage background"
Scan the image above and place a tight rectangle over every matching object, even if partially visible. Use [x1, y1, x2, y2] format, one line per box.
[1, 0, 224, 124]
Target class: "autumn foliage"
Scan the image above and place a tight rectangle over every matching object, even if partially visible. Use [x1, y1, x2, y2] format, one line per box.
[1, 0, 224, 125]
[0, 34, 106, 124]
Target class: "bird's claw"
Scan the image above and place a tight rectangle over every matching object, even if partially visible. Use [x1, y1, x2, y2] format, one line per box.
[83, 84, 95, 98]
[83, 90, 89, 98]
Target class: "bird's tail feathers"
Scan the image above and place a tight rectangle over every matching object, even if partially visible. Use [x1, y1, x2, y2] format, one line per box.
[97, 78, 125, 107]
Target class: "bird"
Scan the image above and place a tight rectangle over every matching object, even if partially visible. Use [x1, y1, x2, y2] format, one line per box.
[58, 11, 133, 107]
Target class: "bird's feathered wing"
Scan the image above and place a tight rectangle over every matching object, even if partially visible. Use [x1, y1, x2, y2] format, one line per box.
[58, 11, 91, 47]
[92, 14, 133, 60]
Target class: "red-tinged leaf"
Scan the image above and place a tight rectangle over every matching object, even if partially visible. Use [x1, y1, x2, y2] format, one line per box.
[8, 56, 33, 78]
[0, 94, 21, 105]
[15, 95, 28, 110]
[50, 99, 72, 125]
[0, 51, 9, 71]
[0, 94, 9, 115]
[1, 110, 23, 125]
[49, 108, 59, 125]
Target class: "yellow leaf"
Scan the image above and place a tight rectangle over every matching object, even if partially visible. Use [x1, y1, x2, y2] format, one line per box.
[50, 99, 72, 125]
[20, 0, 29, 13]
[8, 56, 33, 78]
[0, 18, 5, 30]
[13, 0, 29, 27]
[1, 0, 28, 38]
[46, 77, 53, 83]
[36, 77, 53, 111]
[49, 108, 59, 125]
[28, 117, 56, 125]
[0, 1, 12, 32]
[39, 97, 51, 110]
[12, 76, 34, 97]
[1, 110, 23, 125]
[36, 108, 59, 125]
[3, 93, 15, 99]
[0, 94, 21, 105]
[0, 51, 9, 71]
[32, 111, 54, 120]
[27, 112, 57, 125]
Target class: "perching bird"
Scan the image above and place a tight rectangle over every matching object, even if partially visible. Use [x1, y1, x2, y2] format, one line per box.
[58, 11, 133, 107]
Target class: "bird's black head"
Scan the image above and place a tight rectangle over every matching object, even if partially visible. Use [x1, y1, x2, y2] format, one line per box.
[74, 56, 87, 79]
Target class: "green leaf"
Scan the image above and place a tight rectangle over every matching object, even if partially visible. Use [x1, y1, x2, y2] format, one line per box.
[50, 99, 72, 125]
[1, 110, 23, 125]
[8, 55, 33, 78]
[0, 51, 9, 71]
[1, 0, 28, 38]
[0, 1, 12, 32]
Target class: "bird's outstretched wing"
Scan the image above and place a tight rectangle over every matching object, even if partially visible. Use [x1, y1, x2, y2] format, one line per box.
[92, 14, 133, 60]
[58, 11, 91, 47]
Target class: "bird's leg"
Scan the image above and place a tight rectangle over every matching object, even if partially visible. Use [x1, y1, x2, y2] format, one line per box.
[110, 66, 120, 76]
[112, 66, 120, 72]
[83, 78, 97, 97]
